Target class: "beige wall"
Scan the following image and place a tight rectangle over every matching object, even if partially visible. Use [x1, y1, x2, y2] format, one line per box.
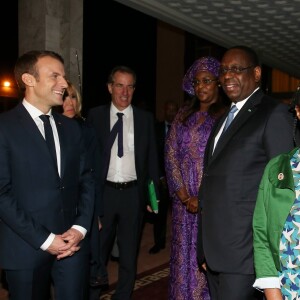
[156, 21, 185, 121]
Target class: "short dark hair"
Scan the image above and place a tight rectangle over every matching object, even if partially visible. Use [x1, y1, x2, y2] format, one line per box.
[107, 65, 137, 86]
[14, 50, 64, 91]
[227, 45, 261, 67]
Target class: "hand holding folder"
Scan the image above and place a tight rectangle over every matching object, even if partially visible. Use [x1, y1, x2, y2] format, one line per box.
[148, 180, 159, 214]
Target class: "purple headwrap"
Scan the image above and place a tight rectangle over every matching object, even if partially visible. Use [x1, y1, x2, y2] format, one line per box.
[182, 56, 220, 95]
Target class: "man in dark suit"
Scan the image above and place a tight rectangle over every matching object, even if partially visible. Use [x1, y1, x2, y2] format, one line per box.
[197, 46, 297, 300]
[148, 100, 178, 254]
[87, 65, 159, 300]
[0, 50, 95, 300]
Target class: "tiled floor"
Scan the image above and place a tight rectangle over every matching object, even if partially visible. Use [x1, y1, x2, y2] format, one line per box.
[0, 211, 171, 299]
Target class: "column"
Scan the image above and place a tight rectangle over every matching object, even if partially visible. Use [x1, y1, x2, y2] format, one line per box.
[18, 0, 83, 92]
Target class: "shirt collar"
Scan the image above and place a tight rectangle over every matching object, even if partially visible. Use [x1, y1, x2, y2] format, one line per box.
[110, 102, 132, 118]
[233, 87, 260, 111]
[22, 99, 52, 120]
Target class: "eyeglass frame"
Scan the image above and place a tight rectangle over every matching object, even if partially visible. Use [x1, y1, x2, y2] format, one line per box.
[219, 65, 254, 76]
[192, 78, 218, 87]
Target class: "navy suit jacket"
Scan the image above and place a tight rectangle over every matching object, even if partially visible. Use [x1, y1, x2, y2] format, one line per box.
[87, 104, 160, 217]
[198, 88, 297, 274]
[155, 121, 168, 178]
[0, 103, 95, 269]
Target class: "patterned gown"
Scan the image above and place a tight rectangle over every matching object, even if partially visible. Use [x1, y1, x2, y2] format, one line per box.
[279, 149, 300, 299]
[165, 107, 216, 300]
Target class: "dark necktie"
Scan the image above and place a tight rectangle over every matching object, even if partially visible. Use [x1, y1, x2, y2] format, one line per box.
[222, 105, 238, 134]
[116, 112, 124, 158]
[106, 112, 124, 158]
[39, 115, 57, 166]
[102, 112, 124, 178]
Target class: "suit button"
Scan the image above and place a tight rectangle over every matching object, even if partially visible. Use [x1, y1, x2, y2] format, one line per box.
[59, 186, 65, 190]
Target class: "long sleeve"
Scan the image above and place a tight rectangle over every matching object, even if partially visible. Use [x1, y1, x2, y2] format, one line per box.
[165, 108, 216, 198]
[164, 110, 185, 197]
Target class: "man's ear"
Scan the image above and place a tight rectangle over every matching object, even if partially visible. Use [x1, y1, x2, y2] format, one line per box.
[21, 73, 35, 86]
[254, 66, 262, 83]
[107, 83, 113, 95]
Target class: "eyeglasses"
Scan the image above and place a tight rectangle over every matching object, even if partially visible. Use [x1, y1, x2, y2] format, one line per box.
[192, 78, 217, 87]
[219, 65, 254, 75]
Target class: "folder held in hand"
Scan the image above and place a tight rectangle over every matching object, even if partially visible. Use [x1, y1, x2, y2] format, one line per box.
[148, 180, 159, 214]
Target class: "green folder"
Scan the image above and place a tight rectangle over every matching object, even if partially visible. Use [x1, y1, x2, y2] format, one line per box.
[148, 180, 159, 214]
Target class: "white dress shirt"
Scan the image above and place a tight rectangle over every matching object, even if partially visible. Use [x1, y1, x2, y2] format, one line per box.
[106, 103, 137, 182]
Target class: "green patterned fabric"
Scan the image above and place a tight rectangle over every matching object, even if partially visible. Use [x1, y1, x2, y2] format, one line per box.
[279, 148, 300, 299]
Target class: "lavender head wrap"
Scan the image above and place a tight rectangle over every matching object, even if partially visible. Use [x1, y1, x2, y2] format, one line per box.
[182, 56, 220, 95]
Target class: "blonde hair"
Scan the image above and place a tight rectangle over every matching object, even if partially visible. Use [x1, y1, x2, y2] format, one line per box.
[64, 80, 82, 117]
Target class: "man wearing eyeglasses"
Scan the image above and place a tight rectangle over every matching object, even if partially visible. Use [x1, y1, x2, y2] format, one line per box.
[197, 45, 298, 300]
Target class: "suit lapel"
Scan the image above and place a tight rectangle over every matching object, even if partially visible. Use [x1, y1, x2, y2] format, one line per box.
[17, 104, 60, 175]
[133, 106, 144, 174]
[17, 104, 56, 160]
[209, 89, 264, 164]
[52, 113, 64, 176]
[206, 116, 224, 162]
[133, 106, 140, 154]
[16, 104, 45, 145]
[104, 105, 112, 140]
[101, 105, 115, 178]
[103, 105, 113, 155]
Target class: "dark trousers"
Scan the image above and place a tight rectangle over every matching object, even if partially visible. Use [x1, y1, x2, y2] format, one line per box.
[206, 267, 263, 300]
[5, 239, 89, 300]
[89, 215, 108, 281]
[152, 183, 170, 247]
[100, 184, 144, 300]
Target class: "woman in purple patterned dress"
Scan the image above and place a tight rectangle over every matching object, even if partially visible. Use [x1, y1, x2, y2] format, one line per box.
[165, 57, 227, 300]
